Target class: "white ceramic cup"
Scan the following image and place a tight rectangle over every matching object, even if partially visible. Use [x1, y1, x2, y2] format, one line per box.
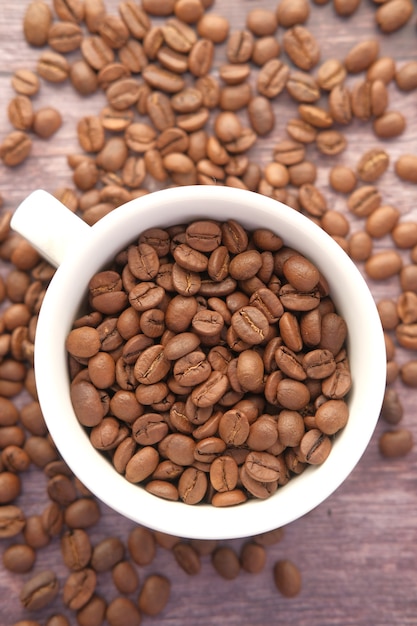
[11, 185, 386, 540]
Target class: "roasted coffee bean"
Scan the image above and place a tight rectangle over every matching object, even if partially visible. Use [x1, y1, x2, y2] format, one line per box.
[365, 250, 403, 280]
[379, 429, 413, 458]
[0, 504, 26, 538]
[48, 21, 83, 53]
[373, 111, 406, 139]
[211, 546, 240, 580]
[347, 185, 381, 217]
[19, 569, 59, 611]
[11, 68, 40, 96]
[246, 8, 277, 35]
[8, 95, 34, 131]
[317, 59, 346, 90]
[395, 60, 417, 92]
[273, 559, 302, 597]
[345, 39, 379, 74]
[172, 541, 201, 575]
[287, 71, 320, 103]
[23, 1, 52, 46]
[299, 428, 332, 464]
[276, 0, 310, 26]
[0, 131, 32, 167]
[357, 148, 389, 183]
[3, 543, 36, 573]
[138, 574, 171, 616]
[252, 35, 281, 66]
[257, 59, 290, 99]
[376, 0, 413, 33]
[91, 536, 125, 572]
[63, 568, 97, 611]
[283, 26, 320, 71]
[395, 154, 417, 184]
[60, 528, 92, 571]
[64, 498, 101, 529]
[316, 130, 346, 156]
[381, 388, 404, 425]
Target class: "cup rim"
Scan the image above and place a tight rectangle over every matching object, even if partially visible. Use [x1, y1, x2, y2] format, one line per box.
[34, 186, 386, 540]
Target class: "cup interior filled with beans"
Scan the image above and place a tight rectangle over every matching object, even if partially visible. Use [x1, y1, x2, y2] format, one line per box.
[11, 185, 386, 540]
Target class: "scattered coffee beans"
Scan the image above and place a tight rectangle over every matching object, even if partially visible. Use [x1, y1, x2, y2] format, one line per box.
[0, 0, 416, 622]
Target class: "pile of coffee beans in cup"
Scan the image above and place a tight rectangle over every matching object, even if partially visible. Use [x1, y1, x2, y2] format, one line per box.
[66, 219, 351, 505]
[0, 0, 416, 623]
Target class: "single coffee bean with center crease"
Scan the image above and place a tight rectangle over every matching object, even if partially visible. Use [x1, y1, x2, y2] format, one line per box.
[299, 428, 332, 464]
[244, 451, 282, 483]
[19, 569, 59, 611]
[231, 305, 269, 345]
[63, 568, 97, 611]
[0, 131, 32, 167]
[257, 59, 290, 99]
[357, 148, 389, 183]
[178, 467, 208, 503]
[283, 25, 320, 71]
[287, 71, 320, 103]
[60, 528, 92, 571]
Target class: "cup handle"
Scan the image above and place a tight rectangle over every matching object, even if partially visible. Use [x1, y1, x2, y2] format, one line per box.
[10, 189, 91, 268]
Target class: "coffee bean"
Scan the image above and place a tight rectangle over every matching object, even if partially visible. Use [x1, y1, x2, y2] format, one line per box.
[348, 230, 373, 261]
[23, 1, 52, 46]
[365, 250, 403, 280]
[379, 429, 413, 458]
[283, 25, 320, 71]
[329, 83, 352, 125]
[347, 185, 381, 217]
[357, 148, 389, 183]
[38, 49, 71, 82]
[273, 559, 302, 597]
[240, 541, 267, 573]
[63, 568, 97, 611]
[345, 39, 379, 74]
[248, 96, 275, 136]
[142, 0, 176, 16]
[317, 59, 346, 90]
[373, 111, 406, 139]
[375, 0, 413, 33]
[395, 154, 417, 184]
[211, 546, 240, 579]
[20, 569, 59, 611]
[0, 131, 32, 167]
[381, 388, 404, 425]
[257, 59, 290, 99]
[3, 543, 36, 573]
[7, 96, 34, 131]
[138, 574, 171, 616]
[246, 8, 277, 36]
[33, 107, 63, 139]
[395, 60, 417, 92]
[299, 428, 332, 464]
[172, 541, 201, 575]
[316, 130, 346, 156]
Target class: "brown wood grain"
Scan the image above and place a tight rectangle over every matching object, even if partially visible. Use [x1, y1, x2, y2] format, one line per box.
[0, 1, 417, 624]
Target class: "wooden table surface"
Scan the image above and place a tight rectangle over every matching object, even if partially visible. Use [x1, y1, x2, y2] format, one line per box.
[0, 1, 416, 625]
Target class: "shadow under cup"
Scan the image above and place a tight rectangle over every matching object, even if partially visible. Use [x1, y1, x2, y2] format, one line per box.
[34, 186, 386, 540]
